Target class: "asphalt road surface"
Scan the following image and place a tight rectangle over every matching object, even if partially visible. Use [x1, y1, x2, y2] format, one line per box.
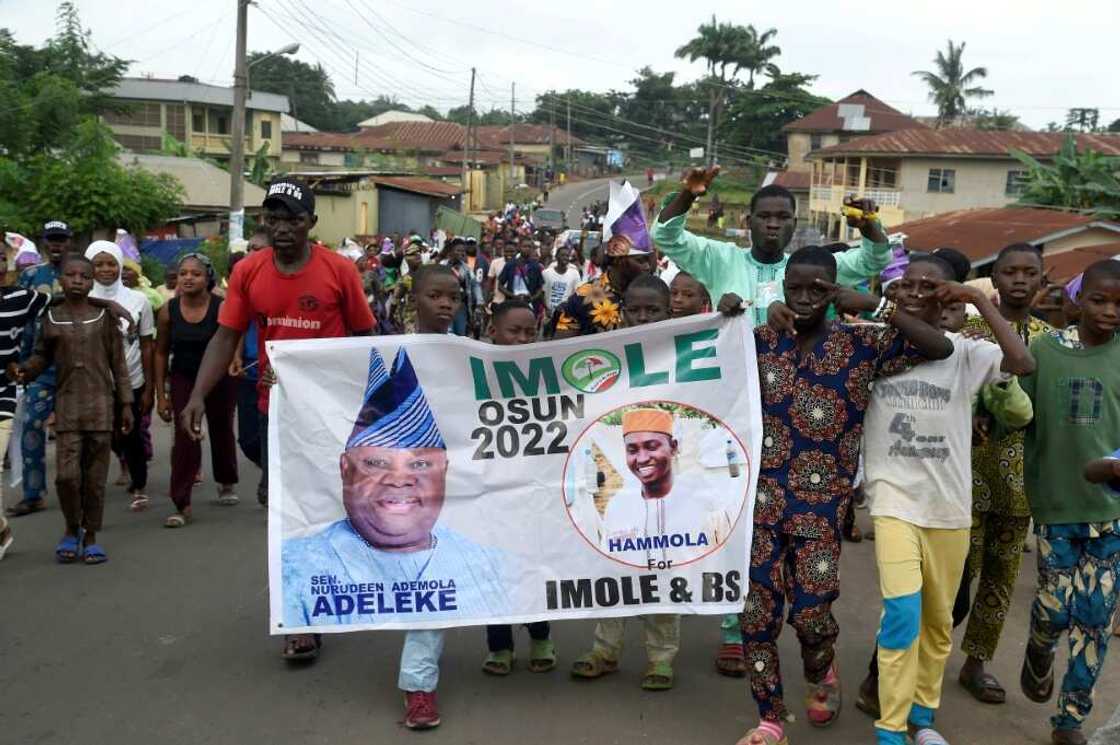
[1, 416, 1117, 745]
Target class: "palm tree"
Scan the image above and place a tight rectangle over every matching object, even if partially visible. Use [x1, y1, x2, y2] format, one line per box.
[912, 40, 993, 127]
[676, 17, 780, 162]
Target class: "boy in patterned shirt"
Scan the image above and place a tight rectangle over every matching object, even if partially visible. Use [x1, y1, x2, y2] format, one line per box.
[720, 246, 952, 745]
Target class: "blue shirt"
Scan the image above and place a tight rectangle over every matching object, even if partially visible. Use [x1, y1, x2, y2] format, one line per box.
[242, 320, 259, 382]
[754, 322, 922, 539]
[282, 520, 512, 627]
[18, 264, 60, 384]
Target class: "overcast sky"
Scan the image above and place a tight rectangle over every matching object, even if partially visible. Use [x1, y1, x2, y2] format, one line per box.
[5, 0, 1119, 131]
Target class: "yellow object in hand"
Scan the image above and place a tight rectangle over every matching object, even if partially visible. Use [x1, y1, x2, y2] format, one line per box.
[842, 205, 879, 222]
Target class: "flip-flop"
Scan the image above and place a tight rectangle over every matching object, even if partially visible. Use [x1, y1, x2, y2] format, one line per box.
[6, 500, 46, 518]
[0, 524, 13, 561]
[55, 533, 80, 563]
[570, 650, 619, 679]
[129, 494, 150, 512]
[164, 513, 190, 529]
[959, 667, 1006, 704]
[1051, 728, 1088, 745]
[482, 649, 515, 675]
[82, 544, 108, 565]
[641, 661, 674, 691]
[735, 726, 788, 745]
[913, 728, 950, 745]
[213, 490, 240, 506]
[528, 639, 556, 673]
[1021, 644, 1054, 703]
[283, 634, 321, 662]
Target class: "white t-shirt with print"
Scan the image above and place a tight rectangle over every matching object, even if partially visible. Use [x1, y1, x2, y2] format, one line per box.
[542, 265, 581, 312]
[866, 333, 1010, 529]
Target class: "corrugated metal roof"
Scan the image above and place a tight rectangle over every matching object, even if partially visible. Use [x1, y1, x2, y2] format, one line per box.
[116, 153, 266, 211]
[358, 122, 465, 151]
[283, 132, 363, 151]
[783, 90, 926, 133]
[1044, 243, 1120, 283]
[811, 129, 1120, 159]
[474, 124, 583, 148]
[890, 207, 1120, 263]
[770, 170, 811, 190]
[112, 78, 290, 113]
[371, 176, 461, 198]
[437, 149, 509, 165]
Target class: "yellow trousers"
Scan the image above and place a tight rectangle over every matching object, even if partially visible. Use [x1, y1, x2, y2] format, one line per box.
[873, 516, 970, 735]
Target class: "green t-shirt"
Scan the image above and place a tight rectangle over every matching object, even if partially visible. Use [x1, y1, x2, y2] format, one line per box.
[1021, 333, 1120, 525]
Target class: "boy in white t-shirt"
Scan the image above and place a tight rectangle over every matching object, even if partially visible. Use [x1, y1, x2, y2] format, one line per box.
[541, 245, 581, 314]
[861, 255, 1035, 745]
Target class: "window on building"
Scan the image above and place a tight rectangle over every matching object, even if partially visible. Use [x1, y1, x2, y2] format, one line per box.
[261, 120, 272, 139]
[809, 134, 822, 151]
[215, 115, 229, 135]
[299, 151, 320, 164]
[927, 168, 956, 193]
[1005, 169, 1029, 196]
[192, 109, 205, 132]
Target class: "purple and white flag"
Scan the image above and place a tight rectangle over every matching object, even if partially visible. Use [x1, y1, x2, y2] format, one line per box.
[603, 180, 651, 256]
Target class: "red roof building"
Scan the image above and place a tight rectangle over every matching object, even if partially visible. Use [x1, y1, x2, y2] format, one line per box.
[812, 129, 1120, 159]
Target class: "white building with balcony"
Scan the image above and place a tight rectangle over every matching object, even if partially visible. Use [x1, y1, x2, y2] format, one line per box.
[805, 129, 1120, 240]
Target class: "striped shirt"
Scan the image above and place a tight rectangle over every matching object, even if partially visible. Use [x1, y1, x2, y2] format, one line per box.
[0, 288, 49, 419]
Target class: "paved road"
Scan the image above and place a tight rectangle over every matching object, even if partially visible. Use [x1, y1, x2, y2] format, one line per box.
[545, 174, 648, 228]
[1, 422, 1117, 745]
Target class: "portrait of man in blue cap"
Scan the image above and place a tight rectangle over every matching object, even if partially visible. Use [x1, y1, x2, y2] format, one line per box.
[282, 347, 510, 627]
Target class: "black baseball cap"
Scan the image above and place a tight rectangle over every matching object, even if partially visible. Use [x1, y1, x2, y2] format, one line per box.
[446, 237, 466, 249]
[42, 220, 73, 238]
[263, 178, 315, 215]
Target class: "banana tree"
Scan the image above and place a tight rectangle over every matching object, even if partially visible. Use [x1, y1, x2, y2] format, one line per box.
[1010, 134, 1120, 218]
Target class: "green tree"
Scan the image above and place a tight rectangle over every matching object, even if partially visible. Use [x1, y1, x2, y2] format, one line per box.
[247, 53, 337, 130]
[675, 17, 780, 163]
[0, 119, 183, 235]
[912, 40, 993, 127]
[1065, 108, 1101, 133]
[970, 107, 1022, 131]
[721, 72, 829, 157]
[1109, 118, 1120, 133]
[1010, 134, 1120, 217]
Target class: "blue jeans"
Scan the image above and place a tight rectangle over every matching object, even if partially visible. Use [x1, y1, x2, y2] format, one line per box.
[399, 630, 444, 692]
[451, 307, 468, 336]
[19, 377, 56, 505]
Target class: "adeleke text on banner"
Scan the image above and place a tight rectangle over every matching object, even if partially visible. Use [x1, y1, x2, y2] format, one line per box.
[267, 314, 761, 632]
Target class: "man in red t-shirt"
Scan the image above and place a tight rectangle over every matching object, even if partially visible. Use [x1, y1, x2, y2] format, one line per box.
[181, 177, 374, 659]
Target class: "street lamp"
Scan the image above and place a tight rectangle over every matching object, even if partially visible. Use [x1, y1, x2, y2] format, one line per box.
[229, 10, 301, 245]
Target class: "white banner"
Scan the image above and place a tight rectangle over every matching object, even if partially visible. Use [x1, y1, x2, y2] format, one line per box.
[268, 314, 761, 633]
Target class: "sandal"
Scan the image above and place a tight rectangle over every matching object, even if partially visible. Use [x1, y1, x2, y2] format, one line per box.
[164, 513, 191, 529]
[283, 633, 321, 662]
[570, 650, 619, 679]
[716, 642, 747, 677]
[214, 488, 240, 507]
[6, 500, 45, 518]
[640, 661, 674, 691]
[482, 649, 515, 676]
[805, 661, 842, 727]
[528, 639, 557, 673]
[129, 494, 150, 512]
[959, 666, 1006, 704]
[55, 533, 80, 563]
[913, 728, 950, 745]
[1021, 643, 1054, 703]
[82, 544, 108, 565]
[735, 726, 788, 745]
[0, 522, 12, 560]
[1051, 728, 1087, 745]
[855, 673, 881, 719]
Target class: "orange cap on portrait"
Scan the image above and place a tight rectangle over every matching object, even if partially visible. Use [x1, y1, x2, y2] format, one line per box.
[621, 408, 674, 437]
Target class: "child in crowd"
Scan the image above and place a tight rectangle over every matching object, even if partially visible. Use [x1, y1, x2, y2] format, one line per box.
[10, 255, 133, 564]
[571, 274, 680, 691]
[858, 254, 1035, 745]
[954, 243, 1051, 705]
[398, 263, 463, 730]
[481, 299, 557, 676]
[669, 271, 711, 318]
[1019, 259, 1120, 745]
[721, 246, 953, 745]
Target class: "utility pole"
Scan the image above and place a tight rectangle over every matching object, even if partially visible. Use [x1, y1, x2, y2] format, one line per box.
[462, 67, 475, 214]
[566, 96, 572, 174]
[228, 0, 249, 245]
[548, 94, 554, 180]
[509, 82, 516, 181]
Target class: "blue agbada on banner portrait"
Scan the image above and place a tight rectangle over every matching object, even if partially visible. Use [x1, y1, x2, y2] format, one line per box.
[267, 314, 762, 633]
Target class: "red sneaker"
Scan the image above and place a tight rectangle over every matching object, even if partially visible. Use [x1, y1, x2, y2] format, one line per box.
[404, 691, 441, 730]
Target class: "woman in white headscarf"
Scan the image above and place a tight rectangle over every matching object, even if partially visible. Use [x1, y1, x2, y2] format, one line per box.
[85, 241, 156, 511]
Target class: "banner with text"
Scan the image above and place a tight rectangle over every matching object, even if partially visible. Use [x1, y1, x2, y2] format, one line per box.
[268, 314, 761, 633]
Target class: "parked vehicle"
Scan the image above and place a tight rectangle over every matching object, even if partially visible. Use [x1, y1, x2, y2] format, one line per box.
[533, 208, 567, 231]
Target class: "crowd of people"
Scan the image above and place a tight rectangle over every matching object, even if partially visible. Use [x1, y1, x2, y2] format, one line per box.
[1, 167, 1118, 745]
